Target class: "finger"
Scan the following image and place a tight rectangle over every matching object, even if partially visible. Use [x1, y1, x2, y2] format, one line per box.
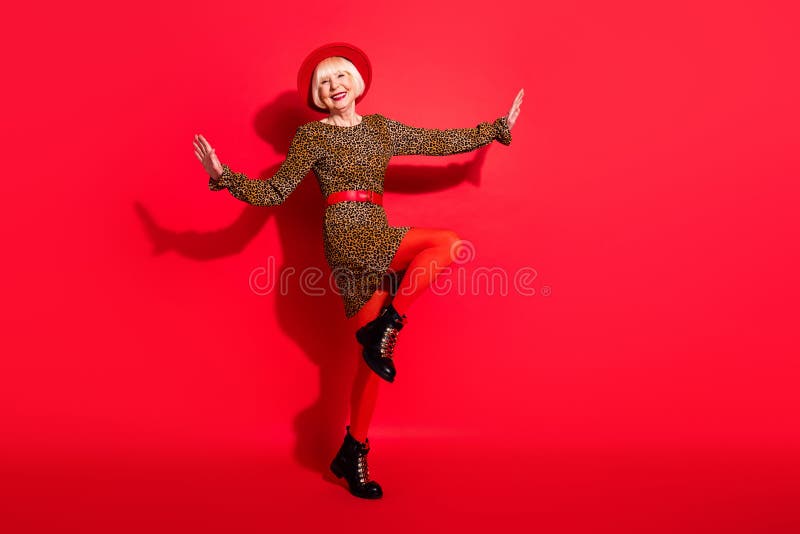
[199, 134, 212, 151]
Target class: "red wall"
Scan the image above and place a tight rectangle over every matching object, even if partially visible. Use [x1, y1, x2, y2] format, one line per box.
[2, 0, 798, 459]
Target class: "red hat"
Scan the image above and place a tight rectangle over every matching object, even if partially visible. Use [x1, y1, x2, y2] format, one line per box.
[297, 42, 372, 113]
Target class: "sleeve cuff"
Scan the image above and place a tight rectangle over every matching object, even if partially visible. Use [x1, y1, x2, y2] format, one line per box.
[493, 116, 512, 146]
[208, 163, 232, 191]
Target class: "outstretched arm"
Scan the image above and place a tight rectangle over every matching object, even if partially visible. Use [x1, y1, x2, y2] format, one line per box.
[383, 88, 524, 156]
[201, 126, 318, 207]
[383, 115, 512, 157]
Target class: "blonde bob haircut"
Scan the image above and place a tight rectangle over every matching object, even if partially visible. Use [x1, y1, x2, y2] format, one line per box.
[311, 56, 365, 110]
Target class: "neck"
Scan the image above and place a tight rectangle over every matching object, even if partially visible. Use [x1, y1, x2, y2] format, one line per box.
[326, 107, 361, 126]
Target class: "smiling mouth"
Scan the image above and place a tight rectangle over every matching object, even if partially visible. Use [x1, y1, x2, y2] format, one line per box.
[332, 92, 347, 101]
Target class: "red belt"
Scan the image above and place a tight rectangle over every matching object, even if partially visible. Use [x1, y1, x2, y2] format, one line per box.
[326, 189, 383, 206]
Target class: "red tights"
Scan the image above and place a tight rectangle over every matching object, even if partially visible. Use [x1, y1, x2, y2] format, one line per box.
[347, 227, 461, 442]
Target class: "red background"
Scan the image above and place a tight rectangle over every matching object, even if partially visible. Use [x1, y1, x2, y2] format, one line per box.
[2, 0, 799, 532]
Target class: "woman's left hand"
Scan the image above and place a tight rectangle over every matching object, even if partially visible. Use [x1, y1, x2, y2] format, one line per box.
[507, 88, 524, 129]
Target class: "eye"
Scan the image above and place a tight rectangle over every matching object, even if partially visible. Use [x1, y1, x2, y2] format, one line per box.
[338, 73, 345, 77]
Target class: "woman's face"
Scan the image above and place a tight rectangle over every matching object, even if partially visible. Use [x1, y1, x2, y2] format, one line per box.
[317, 68, 356, 112]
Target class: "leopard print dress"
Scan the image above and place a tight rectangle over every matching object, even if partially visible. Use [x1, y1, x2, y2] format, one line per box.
[209, 113, 512, 319]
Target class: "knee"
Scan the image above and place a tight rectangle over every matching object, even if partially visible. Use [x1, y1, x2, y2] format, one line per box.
[439, 230, 462, 264]
[440, 230, 461, 249]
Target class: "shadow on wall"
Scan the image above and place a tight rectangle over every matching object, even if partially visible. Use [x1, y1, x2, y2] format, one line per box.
[133, 90, 496, 477]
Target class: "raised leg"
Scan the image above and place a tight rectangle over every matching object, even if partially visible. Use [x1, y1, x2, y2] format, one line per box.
[348, 227, 463, 431]
[388, 227, 462, 316]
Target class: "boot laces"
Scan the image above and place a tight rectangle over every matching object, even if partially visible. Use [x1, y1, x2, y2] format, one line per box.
[356, 448, 371, 484]
[382, 313, 407, 354]
[380, 326, 400, 357]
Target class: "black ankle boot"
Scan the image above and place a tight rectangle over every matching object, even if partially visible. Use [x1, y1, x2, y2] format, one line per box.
[355, 303, 407, 383]
[330, 425, 383, 499]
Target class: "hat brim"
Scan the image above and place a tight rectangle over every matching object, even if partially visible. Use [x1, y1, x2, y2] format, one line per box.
[297, 42, 372, 113]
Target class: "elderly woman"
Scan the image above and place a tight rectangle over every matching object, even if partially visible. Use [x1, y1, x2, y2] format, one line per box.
[194, 42, 523, 499]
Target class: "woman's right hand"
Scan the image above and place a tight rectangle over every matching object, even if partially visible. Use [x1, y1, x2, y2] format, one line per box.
[194, 134, 223, 180]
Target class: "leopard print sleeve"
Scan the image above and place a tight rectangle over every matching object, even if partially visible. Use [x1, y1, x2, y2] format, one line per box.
[382, 115, 512, 156]
[208, 125, 318, 206]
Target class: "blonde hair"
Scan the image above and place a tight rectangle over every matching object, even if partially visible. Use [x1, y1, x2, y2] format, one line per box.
[311, 56, 365, 110]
